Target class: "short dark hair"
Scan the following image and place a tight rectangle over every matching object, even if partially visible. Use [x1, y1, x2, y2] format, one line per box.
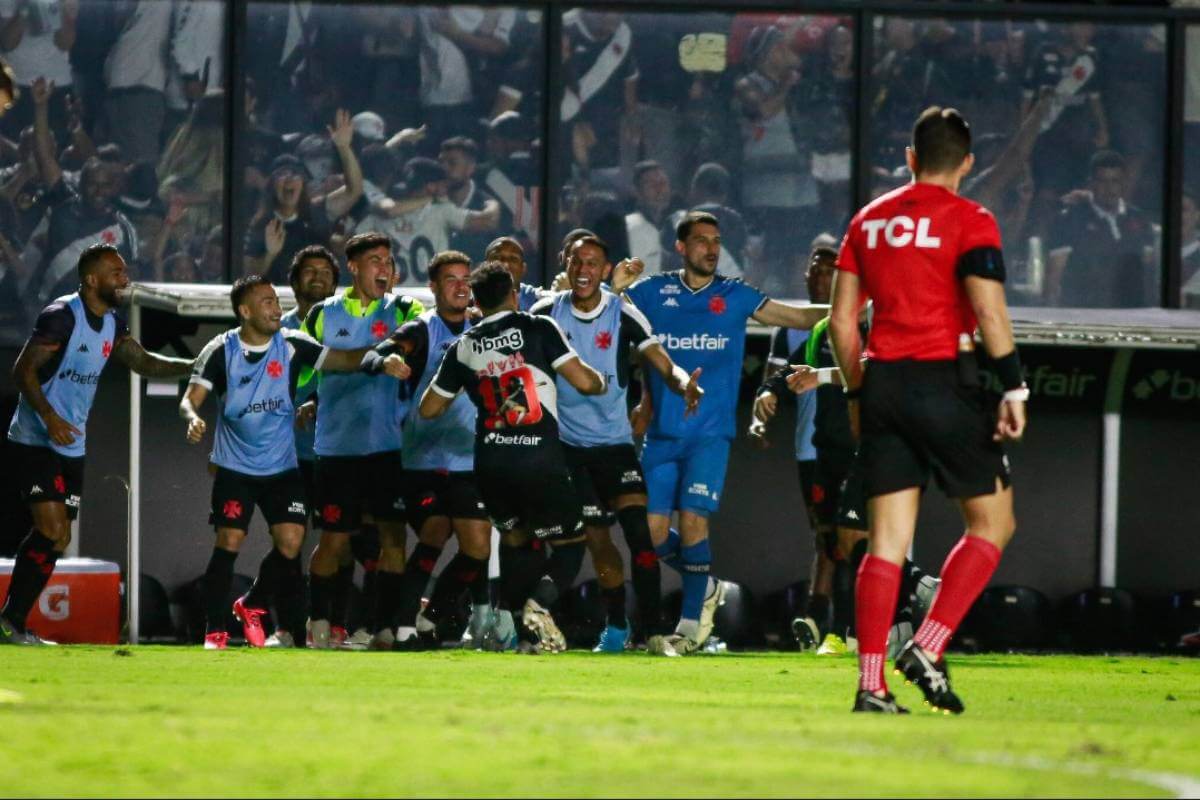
[1090, 149, 1126, 177]
[288, 244, 339, 288]
[439, 137, 479, 159]
[570, 234, 610, 261]
[429, 249, 472, 281]
[810, 246, 838, 263]
[633, 160, 664, 187]
[231, 274, 273, 318]
[485, 236, 523, 257]
[345, 232, 391, 261]
[469, 261, 514, 310]
[78, 243, 121, 279]
[911, 107, 972, 175]
[676, 210, 720, 242]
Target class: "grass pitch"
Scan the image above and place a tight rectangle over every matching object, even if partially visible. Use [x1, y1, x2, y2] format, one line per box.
[1, 647, 1198, 798]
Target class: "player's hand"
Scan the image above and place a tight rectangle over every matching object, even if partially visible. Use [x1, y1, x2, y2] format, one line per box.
[44, 412, 81, 447]
[551, 270, 570, 291]
[682, 368, 703, 416]
[185, 416, 206, 444]
[629, 400, 652, 437]
[382, 354, 411, 380]
[264, 218, 286, 258]
[747, 419, 770, 449]
[785, 365, 820, 395]
[295, 401, 317, 431]
[995, 398, 1026, 442]
[610, 257, 644, 293]
[466, 304, 482, 320]
[328, 108, 354, 150]
[752, 391, 777, 423]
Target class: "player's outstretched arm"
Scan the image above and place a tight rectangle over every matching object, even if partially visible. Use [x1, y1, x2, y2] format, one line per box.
[179, 383, 208, 444]
[786, 364, 842, 395]
[964, 275, 1027, 441]
[321, 347, 374, 373]
[12, 339, 80, 446]
[640, 342, 703, 415]
[828, 271, 866, 393]
[556, 355, 607, 396]
[752, 299, 830, 330]
[112, 338, 194, 379]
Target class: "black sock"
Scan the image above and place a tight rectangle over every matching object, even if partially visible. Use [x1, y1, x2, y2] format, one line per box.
[330, 562, 354, 630]
[352, 527, 381, 631]
[617, 506, 661, 635]
[274, 555, 305, 639]
[893, 558, 922, 625]
[809, 592, 832, 636]
[397, 543, 442, 627]
[374, 570, 404, 633]
[428, 552, 489, 620]
[602, 584, 627, 627]
[202, 547, 237, 634]
[833, 558, 855, 637]
[1, 530, 60, 628]
[309, 572, 335, 623]
[533, 540, 585, 609]
[244, 548, 285, 610]
[498, 540, 544, 611]
[467, 558, 491, 607]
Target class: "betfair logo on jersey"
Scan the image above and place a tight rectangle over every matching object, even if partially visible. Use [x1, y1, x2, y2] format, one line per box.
[471, 329, 524, 355]
[483, 432, 543, 446]
[57, 369, 101, 385]
[657, 333, 730, 351]
[861, 216, 942, 250]
[238, 397, 285, 417]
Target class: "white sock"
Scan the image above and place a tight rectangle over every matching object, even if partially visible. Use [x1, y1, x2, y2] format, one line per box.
[396, 626, 417, 641]
[675, 618, 700, 640]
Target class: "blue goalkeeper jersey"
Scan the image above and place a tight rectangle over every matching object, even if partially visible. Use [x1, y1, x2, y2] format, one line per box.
[626, 271, 766, 440]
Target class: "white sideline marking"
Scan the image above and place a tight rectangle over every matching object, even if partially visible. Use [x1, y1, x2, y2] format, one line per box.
[954, 751, 1200, 799]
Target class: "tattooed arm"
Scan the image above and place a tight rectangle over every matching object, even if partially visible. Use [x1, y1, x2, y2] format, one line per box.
[112, 337, 194, 379]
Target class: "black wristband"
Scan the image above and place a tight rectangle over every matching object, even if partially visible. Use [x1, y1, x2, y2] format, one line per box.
[993, 349, 1024, 391]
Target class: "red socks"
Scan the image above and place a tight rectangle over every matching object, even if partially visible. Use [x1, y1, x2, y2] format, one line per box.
[914, 535, 1002, 659]
[855, 555, 901, 692]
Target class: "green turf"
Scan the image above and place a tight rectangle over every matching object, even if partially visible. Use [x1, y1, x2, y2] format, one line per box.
[0, 647, 1198, 798]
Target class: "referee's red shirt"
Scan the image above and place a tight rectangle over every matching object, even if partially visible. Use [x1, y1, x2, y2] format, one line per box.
[837, 182, 1002, 362]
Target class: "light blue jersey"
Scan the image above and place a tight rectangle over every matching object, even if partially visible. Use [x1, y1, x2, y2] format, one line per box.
[8, 294, 118, 458]
[209, 330, 299, 475]
[625, 271, 766, 441]
[403, 310, 476, 472]
[280, 307, 315, 461]
[518, 282, 544, 312]
[533, 289, 655, 448]
[784, 328, 817, 462]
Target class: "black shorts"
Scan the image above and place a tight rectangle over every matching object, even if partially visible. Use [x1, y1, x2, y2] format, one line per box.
[313, 451, 406, 532]
[835, 457, 868, 533]
[298, 458, 317, 512]
[402, 470, 489, 532]
[859, 360, 1011, 500]
[562, 443, 647, 526]
[796, 459, 818, 529]
[11, 442, 84, 520]
[210, 466, 308, 530]
[476, 445, 582, 541]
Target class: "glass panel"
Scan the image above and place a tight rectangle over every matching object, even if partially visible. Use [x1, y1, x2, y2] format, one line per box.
[868, 17, 1166, 309]
[0, 0, 228, 344]
[1183, 25, 1200, 308]
[239, 3, 545, 289]
[555, 9, 857, 299]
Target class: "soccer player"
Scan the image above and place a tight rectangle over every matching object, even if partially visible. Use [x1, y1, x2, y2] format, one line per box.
[418, 262, 607, 653]
[624, 211, 828, 657]
[301, 232, 424, 649]
[181, 276, 371, 650]
[532, 235, 702, 651]
[2, 244, 193, 645]
[484, 236, 546, 312]
[832, 107, 1026, 714]
[361, 250, 493, 650]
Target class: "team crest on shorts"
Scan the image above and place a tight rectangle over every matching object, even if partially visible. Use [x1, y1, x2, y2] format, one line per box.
[223, 500, 243, 519]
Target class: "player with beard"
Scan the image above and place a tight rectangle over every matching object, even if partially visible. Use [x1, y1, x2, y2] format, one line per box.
[181, 276, 373, 649]
[532, 235, 702, 651]
[2, 245, 193, 645]
[301, 232, 424, 649]
[419, 262, 606, 653]
[361, 251, 494, 650]
[624, 211, 828, 656]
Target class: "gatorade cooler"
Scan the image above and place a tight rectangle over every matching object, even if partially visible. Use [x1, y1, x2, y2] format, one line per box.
[0, 558, 121, 644]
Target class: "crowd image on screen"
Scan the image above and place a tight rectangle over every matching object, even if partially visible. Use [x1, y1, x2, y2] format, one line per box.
[0, 1, 1187, 342]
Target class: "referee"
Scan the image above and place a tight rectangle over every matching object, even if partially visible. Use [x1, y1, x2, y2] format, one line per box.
[831, 107, 1027, 714]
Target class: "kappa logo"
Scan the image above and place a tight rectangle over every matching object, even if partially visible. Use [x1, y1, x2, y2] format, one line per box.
[77, 343, 90, 353]
[663, 297, 679, 307]
[335, 328, 351, 338]
[238, 375, 253, 386]
[845, 509, 860, 521]
[29, 485, 43, 495]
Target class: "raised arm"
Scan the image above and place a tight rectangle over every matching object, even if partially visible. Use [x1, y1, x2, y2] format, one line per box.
[752, 299, 830, 330]
[31, 78, 62, 189]
[323, 109, 364, 221]
[112, 337, 194, 379]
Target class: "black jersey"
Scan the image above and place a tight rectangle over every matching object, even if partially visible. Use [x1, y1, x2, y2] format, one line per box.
[430, 309, 577, 449]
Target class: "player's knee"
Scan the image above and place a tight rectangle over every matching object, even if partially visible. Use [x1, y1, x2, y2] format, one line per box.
[273, 528, 304, 559]
[677, 513, 709, 546]
[214, 528, 245, 552]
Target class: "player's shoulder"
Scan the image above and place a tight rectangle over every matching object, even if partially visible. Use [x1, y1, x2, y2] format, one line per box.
[950, 192, 997, 223]
[528, 292, 564, 316]
[280, 326, 320, 345]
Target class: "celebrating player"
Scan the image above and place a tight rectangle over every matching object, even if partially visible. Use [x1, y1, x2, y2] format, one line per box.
[624, 211, 828, 657]
[832, 107, 1025, 714]
[2, 245, 193, 645]
[301, 232, 424, 649]
[361, 251, 493, 650]
[532, 235, 702, 651]
[419, 262, 606, 653]
[181, 276, 372, 650]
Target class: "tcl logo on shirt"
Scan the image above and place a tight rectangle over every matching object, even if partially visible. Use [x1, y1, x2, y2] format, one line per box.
[861, 216, 942, 250]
